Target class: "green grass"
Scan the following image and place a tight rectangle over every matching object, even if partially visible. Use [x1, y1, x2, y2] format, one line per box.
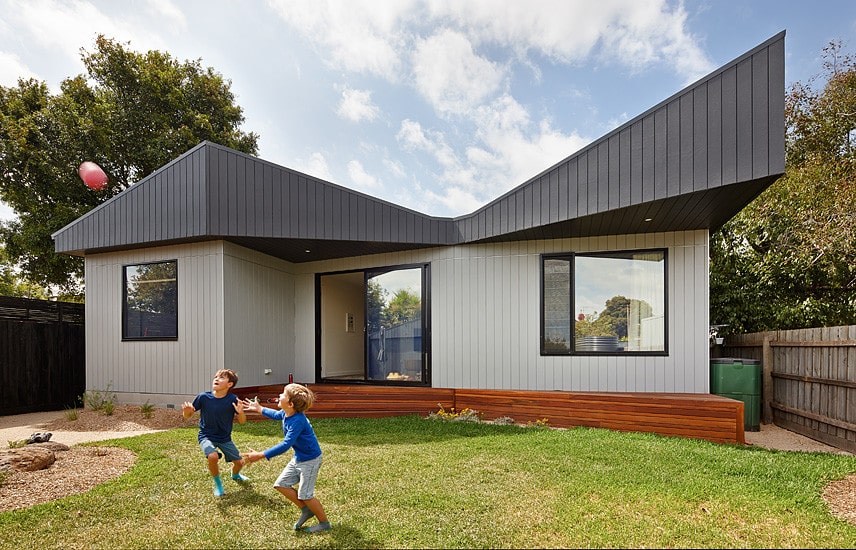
[1, 416, 855, 548]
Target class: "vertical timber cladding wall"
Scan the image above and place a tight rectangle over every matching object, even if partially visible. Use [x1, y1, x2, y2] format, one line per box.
[222, 242, 296, 388]
[85, 241, 227, 404]
[291, 230, 709, 392]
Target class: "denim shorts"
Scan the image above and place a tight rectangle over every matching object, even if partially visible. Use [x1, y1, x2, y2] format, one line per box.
[199, 438, 241, 463]
[275, 455, 323, 500]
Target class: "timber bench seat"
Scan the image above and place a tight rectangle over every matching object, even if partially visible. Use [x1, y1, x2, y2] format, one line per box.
[234, 384, 744, 445]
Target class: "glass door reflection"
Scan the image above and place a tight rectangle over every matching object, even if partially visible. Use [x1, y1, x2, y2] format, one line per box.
[366, 267, 423, 381]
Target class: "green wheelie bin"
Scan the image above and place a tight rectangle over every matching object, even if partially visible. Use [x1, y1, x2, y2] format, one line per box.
[710, 358, 761, 431]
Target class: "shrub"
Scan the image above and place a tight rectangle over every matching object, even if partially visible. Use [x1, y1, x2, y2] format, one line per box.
[84, 385, 116, 413]
[140, 401, 154, 419]
[428, 404, 482, 422]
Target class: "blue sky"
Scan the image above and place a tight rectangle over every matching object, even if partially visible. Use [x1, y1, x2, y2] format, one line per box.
[1, 0, 854, 223]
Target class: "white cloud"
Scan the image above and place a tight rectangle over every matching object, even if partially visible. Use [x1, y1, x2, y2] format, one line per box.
[411, 28, 506, 115]
[469, 94, 590, 191]
[0, 51, 36, 86]
[397, 95, 589, 209]
[431, 0, 713, 78]
[266, 0, 418, 80]
[144, 0, 187, 32]
[383, 158, 406, 179]
[421, 185, 483, 217]
[1, 0, 175, 85]
[347, 160, 381, 191]
[7, 0, 118, 63]
[336, 87, 380, 122]
[295, 152, 334, 182]
[396, 119, 469, 186]
[268, 0, 712, 86]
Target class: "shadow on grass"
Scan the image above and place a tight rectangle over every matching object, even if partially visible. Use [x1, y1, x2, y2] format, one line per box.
[236, 415, 536, 449]
[292, 522, 377, 548]
[214, 485, 282, 512]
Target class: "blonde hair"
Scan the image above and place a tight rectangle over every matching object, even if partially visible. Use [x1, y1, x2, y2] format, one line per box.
[285, 383, 315, 412]
[216, 369, 239, 388]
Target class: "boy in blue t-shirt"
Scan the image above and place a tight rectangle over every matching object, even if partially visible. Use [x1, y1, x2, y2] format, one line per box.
[182, 369, 247, 497]
[242, 383, 331, 533]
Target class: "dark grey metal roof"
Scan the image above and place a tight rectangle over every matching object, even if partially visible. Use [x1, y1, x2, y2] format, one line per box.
[54, 32, 785, 263]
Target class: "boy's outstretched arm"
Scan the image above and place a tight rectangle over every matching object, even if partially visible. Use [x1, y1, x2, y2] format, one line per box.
[241, 450, 266, 464]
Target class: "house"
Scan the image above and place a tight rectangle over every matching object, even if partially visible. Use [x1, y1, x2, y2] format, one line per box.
[53, 33, 785, 442]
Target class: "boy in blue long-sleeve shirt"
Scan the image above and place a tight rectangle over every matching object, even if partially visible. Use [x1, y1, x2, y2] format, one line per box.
[242, 383, 331, 533]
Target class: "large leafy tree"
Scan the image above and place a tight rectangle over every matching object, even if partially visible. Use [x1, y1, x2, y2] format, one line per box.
[0, 35, 259, 297]
[710, 40, 856, 333]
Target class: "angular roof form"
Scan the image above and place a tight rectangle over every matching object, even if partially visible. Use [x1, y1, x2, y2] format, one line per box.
[54, 32, 785, 263]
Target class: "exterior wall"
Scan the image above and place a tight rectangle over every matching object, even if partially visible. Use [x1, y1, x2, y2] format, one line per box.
[222, 242, 296, 388]
[85, 242, 227, 407]
[85, 240, 297, 407]
[292, 229, 710, 393]
[85, 230, 709, 404]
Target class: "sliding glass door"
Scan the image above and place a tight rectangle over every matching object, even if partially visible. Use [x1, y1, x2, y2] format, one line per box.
[318, 263, 429, 384]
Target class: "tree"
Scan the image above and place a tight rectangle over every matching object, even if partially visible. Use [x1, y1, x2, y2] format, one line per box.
[0, 35, 259, 296]
[383, 289, 421, 327]
[366, 279, 387, 334]
[710, 40, 856, 333]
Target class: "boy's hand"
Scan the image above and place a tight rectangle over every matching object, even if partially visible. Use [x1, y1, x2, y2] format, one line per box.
[242, 398, 262, 413]
[181, 401, 195, 419]
[233, 400, 247, 423]
[241, 450, 264, 464]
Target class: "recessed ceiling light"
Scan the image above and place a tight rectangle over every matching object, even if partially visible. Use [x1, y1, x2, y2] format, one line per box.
[643, 218, 653, 222]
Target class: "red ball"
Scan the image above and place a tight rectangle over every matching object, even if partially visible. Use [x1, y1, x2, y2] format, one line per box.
[78, 161, 108, 191]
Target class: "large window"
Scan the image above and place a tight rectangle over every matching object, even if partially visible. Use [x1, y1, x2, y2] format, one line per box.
[541, 250, 667, 355]
[123, 260, 178, 340]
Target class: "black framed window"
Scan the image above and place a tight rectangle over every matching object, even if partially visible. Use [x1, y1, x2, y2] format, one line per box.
[123, 260, 178, 340]
[541, 249, 667, 355]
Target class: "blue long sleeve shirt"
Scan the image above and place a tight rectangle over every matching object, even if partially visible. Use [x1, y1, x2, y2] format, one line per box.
[260, 408, 322, 462]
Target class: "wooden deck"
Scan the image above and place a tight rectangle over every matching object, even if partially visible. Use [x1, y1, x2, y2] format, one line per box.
[234, 384, 745, 445]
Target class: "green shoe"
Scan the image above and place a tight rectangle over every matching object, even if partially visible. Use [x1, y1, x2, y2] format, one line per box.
[303, 522, 332, 533]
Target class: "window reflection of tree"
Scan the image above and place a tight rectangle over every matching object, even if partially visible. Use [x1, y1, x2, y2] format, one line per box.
[127, 262, 176, 315]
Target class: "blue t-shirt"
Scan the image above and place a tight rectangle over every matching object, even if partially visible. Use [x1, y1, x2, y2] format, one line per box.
[261, 409, 322, 462]
[192, 391, 239, 443]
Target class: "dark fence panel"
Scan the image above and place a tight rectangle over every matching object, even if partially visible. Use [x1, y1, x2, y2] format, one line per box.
[0, 296, 85, 415]
[722, 325, 856, 453]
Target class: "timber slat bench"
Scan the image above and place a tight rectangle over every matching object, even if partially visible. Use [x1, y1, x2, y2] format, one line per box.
[234, 385, 744, 445]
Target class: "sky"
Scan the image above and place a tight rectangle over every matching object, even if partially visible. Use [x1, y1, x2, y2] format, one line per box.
[1, 0, 855, 224]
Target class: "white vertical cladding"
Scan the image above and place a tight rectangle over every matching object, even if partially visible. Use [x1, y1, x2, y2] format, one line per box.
[292, 271, 316, 383]
[222, 242, 296, 388]
[84, 242, 226, 399]
[429, 230, 709, 392]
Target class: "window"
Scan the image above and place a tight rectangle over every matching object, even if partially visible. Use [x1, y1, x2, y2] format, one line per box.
[541, 250, 667, 355]
[123, 260, 178, 340]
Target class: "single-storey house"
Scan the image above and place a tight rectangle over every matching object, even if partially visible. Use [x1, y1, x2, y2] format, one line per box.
[53, 32, 785, 443]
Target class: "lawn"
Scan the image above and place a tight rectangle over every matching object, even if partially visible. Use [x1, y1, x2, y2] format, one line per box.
[1, 415, 855, 549]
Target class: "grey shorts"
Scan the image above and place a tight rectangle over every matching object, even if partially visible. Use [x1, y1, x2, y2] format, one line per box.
[274, 455, 322, 501]
[199, 438, 242, 463]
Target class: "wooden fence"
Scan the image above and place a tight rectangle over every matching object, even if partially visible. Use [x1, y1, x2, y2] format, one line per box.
[0, 296, 86, 415]
[722, 325, 856, 453]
